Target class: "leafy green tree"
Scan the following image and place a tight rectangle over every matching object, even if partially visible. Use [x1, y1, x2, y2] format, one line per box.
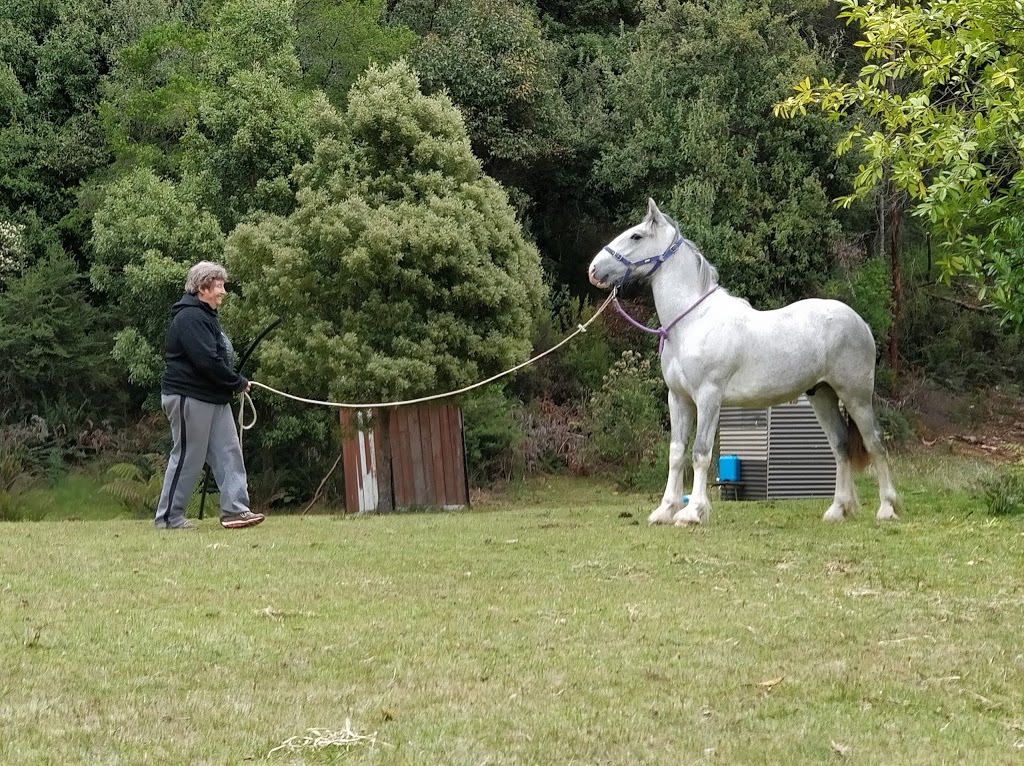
[387, 0, 575, 204]
[92, 0, 329, 382]
[0, 0, 203, 257]
[1, 0, 112, 257]
[294, 0, 416, 106]
[0, 252, 118, 419]
[100, 0, 320, 227]
[531, 0, 640, 32]
[775, 0, 1024, 326]
[596, 0, 850, 307]
[91, 167, 225, 385]
[224, 61, 546, 510]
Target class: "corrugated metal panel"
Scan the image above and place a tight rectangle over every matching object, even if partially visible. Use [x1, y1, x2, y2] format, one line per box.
[766, 396, 835, 498]
[719, 395, 836, 501]
[341, 405, 469, 513]
[719, 407, 768, 500]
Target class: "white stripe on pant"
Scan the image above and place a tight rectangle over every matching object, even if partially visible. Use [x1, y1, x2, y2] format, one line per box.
[155, 394, 250, 528]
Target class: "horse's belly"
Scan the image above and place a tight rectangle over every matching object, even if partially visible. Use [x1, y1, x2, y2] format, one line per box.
[721, 370, 822, 408]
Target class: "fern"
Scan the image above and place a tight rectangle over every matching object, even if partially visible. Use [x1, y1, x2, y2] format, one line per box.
[101, 455, 220, 518]
[101, 455, 165, 516]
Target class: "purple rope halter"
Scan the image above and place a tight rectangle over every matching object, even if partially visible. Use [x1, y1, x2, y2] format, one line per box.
[613, 285, 719, 355]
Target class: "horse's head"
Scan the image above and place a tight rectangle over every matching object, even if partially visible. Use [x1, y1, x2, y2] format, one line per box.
[588, 199, 683, 289]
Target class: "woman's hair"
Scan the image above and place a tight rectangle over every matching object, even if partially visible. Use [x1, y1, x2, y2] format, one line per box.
[184, 261, 228, 295]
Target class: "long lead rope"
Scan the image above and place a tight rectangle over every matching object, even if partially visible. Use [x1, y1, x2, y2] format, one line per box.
[237, 288, 618, 435]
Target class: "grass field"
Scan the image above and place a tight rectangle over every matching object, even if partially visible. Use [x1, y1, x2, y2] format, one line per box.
[2, 452, 1022, 765]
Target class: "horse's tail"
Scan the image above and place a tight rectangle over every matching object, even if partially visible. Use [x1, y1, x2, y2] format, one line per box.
[847, 415, 870, 472]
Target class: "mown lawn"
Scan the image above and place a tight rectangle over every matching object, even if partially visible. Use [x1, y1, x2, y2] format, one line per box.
[1, 452, 1022, 765]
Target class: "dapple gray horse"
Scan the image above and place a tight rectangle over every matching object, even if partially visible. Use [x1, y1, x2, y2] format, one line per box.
[589, 199, 900, 525]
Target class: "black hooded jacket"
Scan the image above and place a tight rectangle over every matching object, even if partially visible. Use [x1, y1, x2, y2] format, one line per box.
[161, 293, 248, 405]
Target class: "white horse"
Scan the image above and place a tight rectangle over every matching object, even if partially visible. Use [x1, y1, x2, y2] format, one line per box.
[588, 199, 900, 525]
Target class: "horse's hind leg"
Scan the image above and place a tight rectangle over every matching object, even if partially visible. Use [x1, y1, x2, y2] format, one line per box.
[841, 394, 900, 521]
[808, 384, 858, 521]
[649, 390, 695, 525]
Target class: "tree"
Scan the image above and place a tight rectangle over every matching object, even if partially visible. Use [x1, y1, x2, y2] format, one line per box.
[595, 0, 850, 308]
[91, 0, 327, 383]
[0, 252, 119, 419]
[387, 0, 576, 210]
[90, 167, 225, 385]
[99, 0, 321, 228]
[775, 0, 1024, 327]
[294, 0, 416, 106]
[223, 61, 546, 511]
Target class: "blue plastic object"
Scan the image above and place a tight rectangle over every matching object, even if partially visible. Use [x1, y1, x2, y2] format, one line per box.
[718, 455, 741, 482]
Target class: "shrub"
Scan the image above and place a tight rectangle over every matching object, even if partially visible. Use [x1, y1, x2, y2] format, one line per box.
[516, 398, 586, 475]
[0, 420, 43, 521]
[618, 439, 672, 494]
[461, 385, 524, 484]
[515, 288, 618, 405]
[101, 454, 218, 519]
[0, 252, 122, 421]
[875, 402, 914, 448]
[823, 256, 892, 345]
[584, 350, 667, 477]
[980, 468, 1024, 517]
[101, 455, 165, 517]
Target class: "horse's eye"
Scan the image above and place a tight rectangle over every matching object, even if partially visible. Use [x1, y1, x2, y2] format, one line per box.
[630, 233, 643, 240]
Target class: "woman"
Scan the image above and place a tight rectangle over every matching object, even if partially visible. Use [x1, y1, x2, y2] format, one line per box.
[154, 261, 265, 530]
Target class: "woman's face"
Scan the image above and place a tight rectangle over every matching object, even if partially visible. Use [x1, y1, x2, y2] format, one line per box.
[198, 279, 226, 310]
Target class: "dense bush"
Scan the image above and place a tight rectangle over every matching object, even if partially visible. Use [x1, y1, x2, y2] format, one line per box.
[516, 398, 586, 476]
[0, 252, 122, 421]
[514, 288, 619, 404]
[824, 256, 893, 347]
[460, 385, 524, 484]
[980, 467, 1024, 517]
[584, 349, 667, 484]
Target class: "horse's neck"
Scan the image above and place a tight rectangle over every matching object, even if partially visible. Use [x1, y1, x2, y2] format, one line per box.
[649, 250, 721, 323]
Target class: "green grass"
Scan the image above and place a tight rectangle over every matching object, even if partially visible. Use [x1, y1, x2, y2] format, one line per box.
[8, 472, 133, 522]
[1, 453, 1023, 765]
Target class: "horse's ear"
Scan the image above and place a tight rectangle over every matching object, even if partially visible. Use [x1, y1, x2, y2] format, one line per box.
[646, 198, 665, 224]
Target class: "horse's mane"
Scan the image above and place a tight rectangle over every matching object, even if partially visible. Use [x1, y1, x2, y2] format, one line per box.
[686, 238, 720, 294]
[663, 215, 720, 294]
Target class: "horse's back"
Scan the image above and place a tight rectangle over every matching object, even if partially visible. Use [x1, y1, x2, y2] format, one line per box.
[765, 298, 874, 350]
[695, 296, 876, 407]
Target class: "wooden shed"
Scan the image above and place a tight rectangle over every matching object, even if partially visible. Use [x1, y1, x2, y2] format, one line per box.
[718, 395, 836, 500]
[340, 404, 470, 513]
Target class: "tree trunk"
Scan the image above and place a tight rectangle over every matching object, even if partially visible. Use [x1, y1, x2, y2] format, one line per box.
[887, 192, 904, 381]
[375, 407, 395, 513]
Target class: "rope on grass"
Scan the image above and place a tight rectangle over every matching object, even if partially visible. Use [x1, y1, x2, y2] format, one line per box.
[268, 720, 386, 756]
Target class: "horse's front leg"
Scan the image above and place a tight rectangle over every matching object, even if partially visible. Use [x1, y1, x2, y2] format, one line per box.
[648, 390, 695, 525]
[674, 390, 722, 526]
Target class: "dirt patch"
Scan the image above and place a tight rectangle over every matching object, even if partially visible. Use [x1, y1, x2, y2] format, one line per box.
[901, 382, 1024, 463]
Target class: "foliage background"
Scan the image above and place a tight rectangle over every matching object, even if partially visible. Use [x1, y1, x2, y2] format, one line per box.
[2, 0, 1022, 506]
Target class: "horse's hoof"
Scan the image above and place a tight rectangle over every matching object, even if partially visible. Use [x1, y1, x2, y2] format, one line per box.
[647, 506, 677, 525]
[876, 507, 899, 521]
[823, 506, 846, 522]
[672, 510, 702, 526]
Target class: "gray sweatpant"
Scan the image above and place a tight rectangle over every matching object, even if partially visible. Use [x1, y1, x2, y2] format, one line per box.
[155, 394, 250, 528]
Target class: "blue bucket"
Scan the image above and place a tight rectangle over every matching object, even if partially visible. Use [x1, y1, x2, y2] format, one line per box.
[718, 455, 741, 482]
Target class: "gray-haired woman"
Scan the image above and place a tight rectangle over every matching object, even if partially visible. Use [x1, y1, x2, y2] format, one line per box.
[154, 261, 265, 530]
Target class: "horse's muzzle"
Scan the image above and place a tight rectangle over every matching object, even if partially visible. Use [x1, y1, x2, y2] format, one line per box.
[588, 264, 609, 289]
